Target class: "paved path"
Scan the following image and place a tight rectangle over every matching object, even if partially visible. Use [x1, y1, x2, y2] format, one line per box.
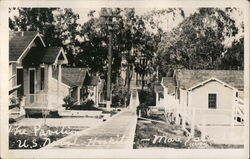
[44, 92, 138, 149]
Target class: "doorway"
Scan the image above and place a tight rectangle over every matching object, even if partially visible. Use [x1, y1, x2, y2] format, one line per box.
[29, 69, 36, 103]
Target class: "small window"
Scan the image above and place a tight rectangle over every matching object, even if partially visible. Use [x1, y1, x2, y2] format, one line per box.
[40, 67, 45, 90]
[208, 93, 217, 109]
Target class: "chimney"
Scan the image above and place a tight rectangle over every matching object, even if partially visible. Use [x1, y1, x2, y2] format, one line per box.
[21, 31, 24, 37]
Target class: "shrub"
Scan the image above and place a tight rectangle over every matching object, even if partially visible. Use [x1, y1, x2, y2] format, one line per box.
[63, 95, 76, 110]
[9, 96, 18, 105]
[159, 92, 164, 99]
[67, 99, 96, 110]
[84, 99, 94, 107]
[80, 99, 94, 109]
[9, 118, 16, 124]
[137, 103, 149, 117]
[9, 96, 23, 106]
[138, 90, 156, 106]
[111, 81, 130, 107]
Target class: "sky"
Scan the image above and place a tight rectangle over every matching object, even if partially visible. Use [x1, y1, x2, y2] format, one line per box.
[72, 8, 197, 32]
[9, 7, 244, 45]
[71, 7, 244, 39]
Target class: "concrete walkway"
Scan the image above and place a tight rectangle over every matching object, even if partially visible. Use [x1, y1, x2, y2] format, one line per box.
[44, 92, 138, 149]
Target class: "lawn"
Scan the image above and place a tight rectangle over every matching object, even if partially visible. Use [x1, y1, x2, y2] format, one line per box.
[9, 124, 87, 149]
[133, 118, 244, 149]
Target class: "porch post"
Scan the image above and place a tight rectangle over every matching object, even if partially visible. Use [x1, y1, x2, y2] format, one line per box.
[77, 87, 80, 104]
[96, 86, 99, 106]
[175, 103, 180, 125]
[190, 108, 195, 137]
[9, 64, 12, 90]
[47, 65, 52, 107]
[156, 92, 159, 106]
[57, 64, 62, 105]
[181, 107, 186, 129]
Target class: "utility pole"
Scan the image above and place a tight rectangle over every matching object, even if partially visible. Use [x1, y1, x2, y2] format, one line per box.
[100, 9, 121, 110]
[106, 30, 112, 110]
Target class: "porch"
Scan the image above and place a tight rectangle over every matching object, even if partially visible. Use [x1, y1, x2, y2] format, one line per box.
[23, 94, 60, 115]
[22, 64, 65, 115]
[21, 47, 68, 115]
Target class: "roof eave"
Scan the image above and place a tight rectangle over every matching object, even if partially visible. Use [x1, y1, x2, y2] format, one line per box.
[53, 48, 68, 65]
[188, 77, 237, 92]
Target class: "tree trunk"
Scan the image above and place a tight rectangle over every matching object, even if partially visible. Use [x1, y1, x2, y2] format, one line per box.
[136, 72, 138, 85]
[126, 64, 130, 92]
[141, 74, 145, 96]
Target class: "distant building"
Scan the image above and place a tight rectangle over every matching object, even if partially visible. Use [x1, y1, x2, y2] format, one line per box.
[53, 67, 105, 106]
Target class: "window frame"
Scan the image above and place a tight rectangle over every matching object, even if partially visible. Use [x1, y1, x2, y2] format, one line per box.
[207, 93, 217, 109]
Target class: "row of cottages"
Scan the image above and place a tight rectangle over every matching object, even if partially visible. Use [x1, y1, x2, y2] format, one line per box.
[9, 31, 104, 116]
[156, 69, 244, 136]
[53, 67, 105, 106]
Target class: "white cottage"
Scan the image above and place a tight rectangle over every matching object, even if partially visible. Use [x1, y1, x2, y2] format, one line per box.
[175, 70, 243, 123]
[9, 31, 69, 116]
[52, 68, 106, 106]
[162, 69, 244, 138]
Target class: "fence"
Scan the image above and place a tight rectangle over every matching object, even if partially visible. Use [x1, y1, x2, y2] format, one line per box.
[233, 97, 244, 124]
[163, 95, 245, 144]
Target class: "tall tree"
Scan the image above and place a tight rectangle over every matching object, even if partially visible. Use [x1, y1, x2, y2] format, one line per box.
[157, 8, 242, 76]
[9, 8, 57, 45]
[9, 8, 81, 65]
[220, 37, 244, 69]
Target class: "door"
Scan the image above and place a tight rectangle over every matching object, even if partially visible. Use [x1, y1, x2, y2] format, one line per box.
[29, 69, 35, 103]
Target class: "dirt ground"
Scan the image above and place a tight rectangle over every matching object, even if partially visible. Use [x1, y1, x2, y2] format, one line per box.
[133, 117, 244, 149]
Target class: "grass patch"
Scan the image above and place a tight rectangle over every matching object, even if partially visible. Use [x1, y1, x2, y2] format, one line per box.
[147, 114, 166, 122]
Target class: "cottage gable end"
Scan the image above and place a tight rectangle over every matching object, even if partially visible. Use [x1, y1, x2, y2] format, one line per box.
[188, 77, 236, 91]
[9, 31, 46, 63]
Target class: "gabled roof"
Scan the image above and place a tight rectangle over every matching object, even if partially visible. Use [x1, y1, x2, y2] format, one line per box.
[188, 77, 235, 91]
[162, 77, 176, 94]
[84, 76, 99, 86]
[22, 47, 66, 65]
[175, 69, 244, 90]
[53, 67, 88, 87]
[9, 31, 46, 62]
